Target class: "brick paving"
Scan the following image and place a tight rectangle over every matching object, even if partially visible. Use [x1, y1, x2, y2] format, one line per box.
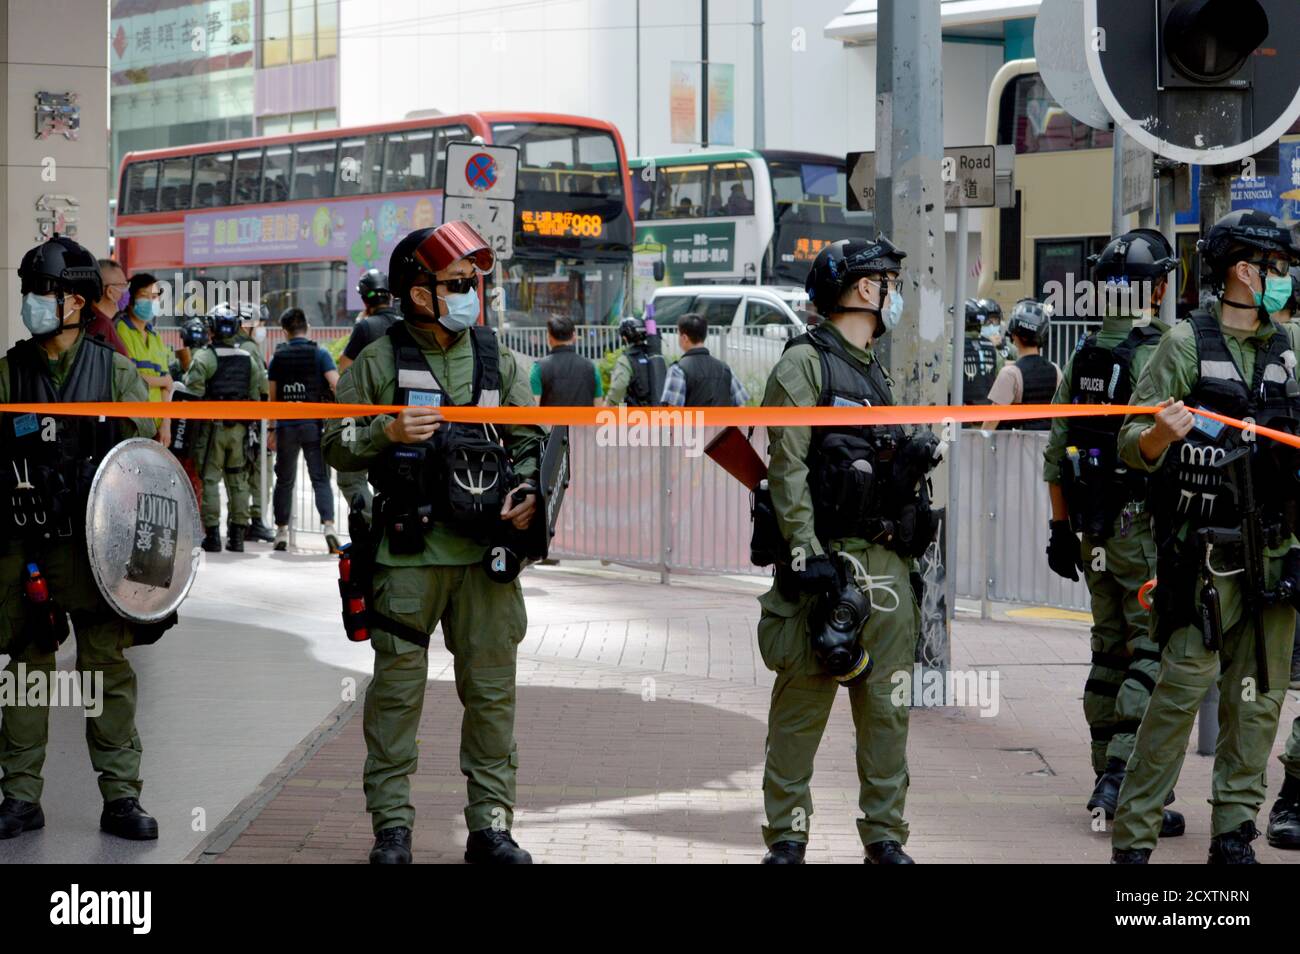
[198, 565, 1300, 864]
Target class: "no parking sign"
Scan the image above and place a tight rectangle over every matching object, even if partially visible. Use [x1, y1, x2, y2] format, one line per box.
[444, 142, 518, 202]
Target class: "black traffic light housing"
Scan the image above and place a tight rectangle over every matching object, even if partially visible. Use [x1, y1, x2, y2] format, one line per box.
[1157, 0, 1269, 89]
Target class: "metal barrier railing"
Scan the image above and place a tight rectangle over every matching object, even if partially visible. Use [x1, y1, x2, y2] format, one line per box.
[282, 424, 1093, 613]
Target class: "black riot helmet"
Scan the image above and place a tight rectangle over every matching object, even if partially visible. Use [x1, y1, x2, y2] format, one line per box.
[206, 303, 240, 340]
[357, 268, 391, 308]
[977, 298, 1003, 325]
[964, 297, 985, 333]
[619, 316, 649, 345]
[804, 236, 906, 319]
[180, 317, 208, 349]
[1007, 298, 1052, 347]
[18, 234, 103, 329]
[1089, 228, 1178, 282]
[1199, 208, 1300, 289]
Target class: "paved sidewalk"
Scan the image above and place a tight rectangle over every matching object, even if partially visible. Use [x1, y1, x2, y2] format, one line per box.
[197, 563, 1300, 865]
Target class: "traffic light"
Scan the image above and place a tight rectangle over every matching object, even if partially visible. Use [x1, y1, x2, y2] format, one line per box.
[1085, 0, 1300, 165]
[1158, 0, 1269, 88]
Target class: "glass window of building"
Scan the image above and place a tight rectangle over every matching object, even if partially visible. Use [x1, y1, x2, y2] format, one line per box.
[292, 0, 316, 63]
[262, 0, 290, 67]
[124, 161, 159, 214]
[233, 149, 263, 205]
[708, 161, 755, 217]
[292, 140, 337, 199]
[382, 130, 433, 193]
[337, 135, 383, 195]
[158, 156, 194, 212]
[317, 0, 339, 58]
[193, 153, 234, 208]
[262, 114, 290, 136]
[262, 145, 292, 202]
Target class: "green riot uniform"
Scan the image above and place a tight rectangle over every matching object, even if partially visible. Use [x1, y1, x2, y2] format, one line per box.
[758, 320, 923, 853]
[322, 323, 544, 836]
[606, 344, 666, 406]
[182, 336, 266, 530]
[1044, 314, 1168, 775]
[1111, 303, 1300, 853]
[0, 333, 157, 804]
[1282, 718, 1300, 784]
[235, 332, 269, 524]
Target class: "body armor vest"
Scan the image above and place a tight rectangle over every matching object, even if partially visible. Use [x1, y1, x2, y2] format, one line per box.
[1006, 354, 1057, 431]
[624, 343, 667, 406]
[272, 339, 325, 403]
[677, 347, 733, 406]
[206, 343, 253, 400]
[964, 336, 999, 404]
[537, 344, 597, 406]
[2, 336, 119, 542]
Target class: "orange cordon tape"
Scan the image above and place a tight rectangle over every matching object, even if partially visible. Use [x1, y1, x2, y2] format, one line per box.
[1, 401, 1299, 449]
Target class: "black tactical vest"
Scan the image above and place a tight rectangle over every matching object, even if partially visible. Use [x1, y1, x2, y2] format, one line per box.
[677, 347, 734, 406]
[272, 339, 325, 403]
[537, 344, 597, 406]
[964, 336, 999, 404]
[1005, 354, 1058, 431]
[2, 336, 119, 542]
[624, 343, 667, 406]
[205, 343, 253, 400]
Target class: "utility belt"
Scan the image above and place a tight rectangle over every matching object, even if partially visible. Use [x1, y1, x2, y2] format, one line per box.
[1059, 442, 1147, 540]
[372, 423, 515, 553]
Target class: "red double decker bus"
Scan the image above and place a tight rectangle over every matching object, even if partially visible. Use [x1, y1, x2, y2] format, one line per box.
[114, 112, 634, 330]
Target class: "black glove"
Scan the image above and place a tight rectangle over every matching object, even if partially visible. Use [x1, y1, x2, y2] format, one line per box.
[793, 553, 840, 596]
[1274, 549, 1300, 610]
[1047, 520, 1082, 582]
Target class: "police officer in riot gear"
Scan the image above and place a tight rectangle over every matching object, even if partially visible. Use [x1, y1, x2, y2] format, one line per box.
[756, 237, 938, 865]
[963, 298, 1001, 405]
[982, 298, 1060, 430]
[1111, 209, 1300, 863]
[177, 315, 208, 373]
[182, 304, 267, 553]
[1043, 228, 1185, 839]
[0, 236, 162, 841]
[606, 316, 667, 406]
[336, 269, 403, 521]
[323, 222, 545, 865]
[979, 297, 1014, 360]
[233, 304, 275, 543]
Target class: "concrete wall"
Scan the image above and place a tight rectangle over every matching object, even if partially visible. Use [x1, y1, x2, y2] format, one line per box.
[1, 0, 110, 348]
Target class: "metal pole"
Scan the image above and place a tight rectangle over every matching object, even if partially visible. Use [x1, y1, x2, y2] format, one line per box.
[982, 436, 996, 620]
[1111, 124, 1126, 237]
[947, 207, 969, 622]
[752, 0, 765, 150]
[1159, 168, 1178, 326]
[876, 0, 949, 690]
[659, 445, 672, 585]
[259, 418, 268, 524]
[635, 0, 641, 155]
[701, 0, 709, 149]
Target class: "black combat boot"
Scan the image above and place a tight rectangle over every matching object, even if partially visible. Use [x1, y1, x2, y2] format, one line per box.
[1208, 821, 1261, 864]
[1087, 758, 1125, 818]
[100, 798, 158, 840]
[201, 526, 222, 553]
[865, 840, 915, 864]
[225, 524, 245, 552]
[369, 826, 412, 864]
[1111, 847, 1151, 864]
[761, 841, 806, 864]
[1266, 774, 1300, 850]
[0, 797, 44, 839]
[1160, 808, 1186, 838]
[246, 519, 275, 543]
[465, 828, 532, 864]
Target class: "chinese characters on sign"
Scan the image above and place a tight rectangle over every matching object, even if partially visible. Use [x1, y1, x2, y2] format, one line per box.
[127, 492, 179, 590]
[34, 91, 80, 140]
[521, 210, 604, 238]
[791, 237, 832, 263]
[35, 195, 79, 241]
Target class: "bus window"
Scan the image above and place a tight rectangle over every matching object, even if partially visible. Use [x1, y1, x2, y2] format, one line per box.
[433, 126, 468, 190]
[1000, 74, 1114, 154]
[663, 165, 707, 219]
[292, 140, 337, 199]
[768, 159, 849, 224]
[193, 152, 233, 208]
[124, 161, 159, 214]
[632, 167, 653, 217]
[262, 145, 292, 203]
[710, 161, 755, 217]
[382, 130, 433, 193]
[233, 148, 263, 205]
[491, 122, 624, 199]
[157, 157, 194, 212]
[336, 135, 382, 195]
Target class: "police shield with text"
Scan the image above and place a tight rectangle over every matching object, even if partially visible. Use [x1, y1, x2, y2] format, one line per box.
[0, 236, 166, 842]
[323, 221, 546, 865]
[754, 236, 940, 865]
[1110, 209, 1300, 864]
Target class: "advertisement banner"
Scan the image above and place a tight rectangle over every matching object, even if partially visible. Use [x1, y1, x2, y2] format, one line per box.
[634, 221, 736, 291]
[670, 62, 699, 145]
[708, 63, 736, 146]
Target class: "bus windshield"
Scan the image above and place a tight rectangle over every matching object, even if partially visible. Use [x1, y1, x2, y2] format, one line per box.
[491, 122, 625, 200]
[763, 153, 870, 285]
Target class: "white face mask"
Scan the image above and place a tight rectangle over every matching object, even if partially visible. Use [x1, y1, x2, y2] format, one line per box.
[253, 326, 267, 343]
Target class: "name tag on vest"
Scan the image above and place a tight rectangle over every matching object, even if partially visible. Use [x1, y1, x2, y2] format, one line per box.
[408, 390, 442, 407]
[1191, 405, 1225, 440]
[832, 396, 869, 408]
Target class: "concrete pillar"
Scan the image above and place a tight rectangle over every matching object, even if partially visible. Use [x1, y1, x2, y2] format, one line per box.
[1, 0, 110, 348]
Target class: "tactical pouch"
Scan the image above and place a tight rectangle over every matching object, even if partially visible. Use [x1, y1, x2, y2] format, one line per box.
[811, 432, 877, 542]
[750, 481, 790, 567]
[438, 424, 514, 543]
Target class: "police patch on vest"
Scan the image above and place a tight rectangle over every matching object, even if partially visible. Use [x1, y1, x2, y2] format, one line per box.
[127, 491, 178, 589]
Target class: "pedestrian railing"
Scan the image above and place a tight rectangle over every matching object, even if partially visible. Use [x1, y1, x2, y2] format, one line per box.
[282, 424, 1093, 614]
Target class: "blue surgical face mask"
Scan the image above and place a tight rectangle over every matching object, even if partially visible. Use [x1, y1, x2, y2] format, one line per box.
[980, 322, 1002, 341]
[1257, 273, 1293, 314]
[21, 293, 61, 337]
[883, 291, 904, 332]
[132, 298, 154, 321]
[437, 290, 480, 332]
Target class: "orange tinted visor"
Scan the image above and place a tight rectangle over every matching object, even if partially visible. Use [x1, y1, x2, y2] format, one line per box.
[412, 220, 495, 274]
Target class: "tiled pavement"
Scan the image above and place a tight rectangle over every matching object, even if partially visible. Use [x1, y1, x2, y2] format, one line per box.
[196, 564, 1300, 865]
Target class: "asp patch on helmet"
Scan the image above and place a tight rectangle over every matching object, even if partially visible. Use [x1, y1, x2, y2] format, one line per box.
[804, 236, 907, 316]
[19, 235, 103, 304]
[1090, 228, 1178, 282]
[1198, 209, 1300, 287]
